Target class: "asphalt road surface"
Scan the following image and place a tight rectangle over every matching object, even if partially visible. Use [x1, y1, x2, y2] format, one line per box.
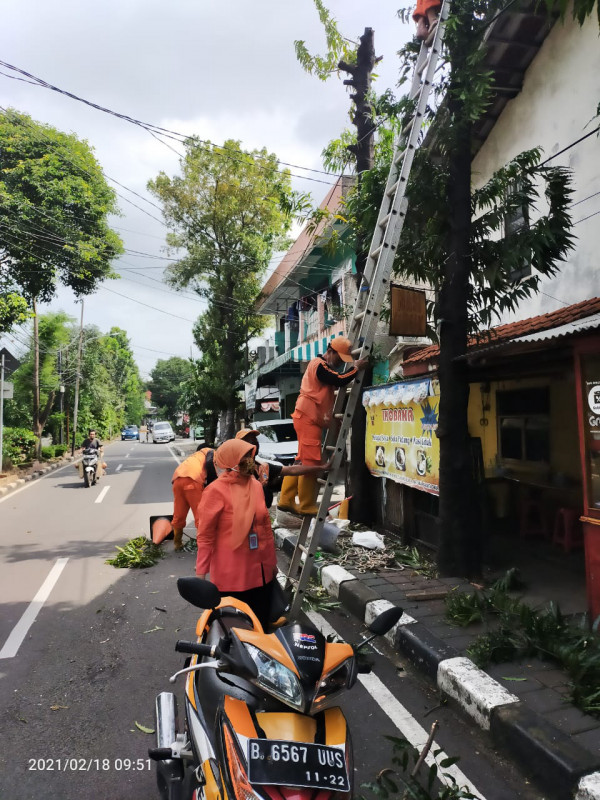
[0, 440, 541, 800]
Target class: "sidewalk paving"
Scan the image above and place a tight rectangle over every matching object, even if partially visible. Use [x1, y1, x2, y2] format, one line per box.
[275, 525, 600, 800]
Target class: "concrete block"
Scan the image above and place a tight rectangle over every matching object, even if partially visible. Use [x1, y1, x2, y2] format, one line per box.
[364, 598, 416, 646]
[492, 703, 600, 798]
[274, 528, 296, 548]
[321, 565, 356, 599]
[396, 622, 460, 680]
[438, 656, 519, 730]
[338, 581, 381, 621]
[576, 773, 600, 800]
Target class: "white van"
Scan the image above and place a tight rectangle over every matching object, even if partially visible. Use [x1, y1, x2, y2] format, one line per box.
[253, 419, 298, 465]
[152, 421, 175, 443]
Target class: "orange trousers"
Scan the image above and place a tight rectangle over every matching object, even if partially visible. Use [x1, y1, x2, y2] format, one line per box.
[292, 412, 323, 466]
[172, 477, 204, 530]
[413, 0, 440, 20]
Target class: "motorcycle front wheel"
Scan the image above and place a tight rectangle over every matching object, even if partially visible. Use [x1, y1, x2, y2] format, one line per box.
[83, 471, 90, 488]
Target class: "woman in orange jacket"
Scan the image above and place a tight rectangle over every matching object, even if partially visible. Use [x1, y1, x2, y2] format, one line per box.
[195, 439, 277, 629]
[171, 445, 216, 551]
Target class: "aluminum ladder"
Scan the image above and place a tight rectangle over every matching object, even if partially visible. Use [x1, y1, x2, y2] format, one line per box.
[285, 4, 449, 619]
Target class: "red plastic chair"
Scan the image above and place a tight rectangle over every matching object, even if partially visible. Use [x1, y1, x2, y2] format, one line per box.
[552, 508, 583, 554]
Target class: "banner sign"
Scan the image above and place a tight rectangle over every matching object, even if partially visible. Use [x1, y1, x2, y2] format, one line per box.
[363, 379, 440, 495]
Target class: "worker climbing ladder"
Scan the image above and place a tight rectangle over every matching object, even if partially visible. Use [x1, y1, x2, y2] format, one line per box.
[285, 3, 449, 620]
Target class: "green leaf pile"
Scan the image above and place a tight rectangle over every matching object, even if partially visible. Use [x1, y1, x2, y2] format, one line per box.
[106, 536, 164, 569]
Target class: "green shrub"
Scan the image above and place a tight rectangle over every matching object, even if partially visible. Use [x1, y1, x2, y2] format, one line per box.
[2, 427, 37, 467]
[54, 444, 68, 457]
[41, 445, 55, 460]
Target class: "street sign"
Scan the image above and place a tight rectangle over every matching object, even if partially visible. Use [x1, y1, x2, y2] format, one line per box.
[389, 285, 427, 337]
[1, 382, 13, 399]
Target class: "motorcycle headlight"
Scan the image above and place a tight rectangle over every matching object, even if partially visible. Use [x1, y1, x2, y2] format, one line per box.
[311, 658, 355, 713]
[243, 643, 303, 710]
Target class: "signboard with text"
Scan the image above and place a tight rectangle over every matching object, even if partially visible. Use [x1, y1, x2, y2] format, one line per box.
[363, 379, 440, 495]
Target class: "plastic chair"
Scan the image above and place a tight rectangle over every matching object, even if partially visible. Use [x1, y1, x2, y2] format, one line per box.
[552, 508, 583, 554]
[519, 496, 549, 538]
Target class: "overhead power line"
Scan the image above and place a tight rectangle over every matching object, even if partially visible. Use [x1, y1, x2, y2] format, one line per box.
[0, 60, 338, 186]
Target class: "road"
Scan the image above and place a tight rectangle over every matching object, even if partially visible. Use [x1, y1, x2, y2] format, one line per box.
[0, 440, 540, 800]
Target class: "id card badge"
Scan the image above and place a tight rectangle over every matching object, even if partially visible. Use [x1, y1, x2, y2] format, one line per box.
[248, 532, 258, 550]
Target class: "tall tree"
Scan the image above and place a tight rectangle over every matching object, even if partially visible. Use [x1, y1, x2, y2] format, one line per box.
[148, 139, 300, 438]
[302, 0, 594, 574]
[146, 357, 192, 423]
[0, 109, 123, 454]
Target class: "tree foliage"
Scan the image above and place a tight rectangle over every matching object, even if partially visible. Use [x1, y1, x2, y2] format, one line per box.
[0, 109, 123, 307]
[294, 0, 357, 80]
[146, 357, 192, 423]
[148, 139, 300, 437]
[4, 317, 145, 449]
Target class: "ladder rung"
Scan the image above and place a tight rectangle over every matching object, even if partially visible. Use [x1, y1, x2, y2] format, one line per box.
[334, 413, 344, 419]
[386, 180, 399, 198]
[325, 445, 336, 451]
[352, 348, 362, 356]
[379, 212, 392, 228]
[317, 478, 327, 485]
[354, 310, 366, 321]
[298, 543, 308, 554]
[370, 244, 383, 260]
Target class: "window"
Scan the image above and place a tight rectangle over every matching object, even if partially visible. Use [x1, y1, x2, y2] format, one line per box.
[497, 388, 550, 464]
[504, 180, 532, 283]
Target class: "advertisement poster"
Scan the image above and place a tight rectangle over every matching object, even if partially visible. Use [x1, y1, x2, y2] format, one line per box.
[363, 379, 440, 495]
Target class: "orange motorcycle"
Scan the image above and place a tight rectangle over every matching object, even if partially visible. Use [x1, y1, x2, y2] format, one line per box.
[149, 578, 402, 800]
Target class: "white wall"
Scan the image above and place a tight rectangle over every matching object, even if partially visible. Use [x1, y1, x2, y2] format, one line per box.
[471, 12, 600, 319]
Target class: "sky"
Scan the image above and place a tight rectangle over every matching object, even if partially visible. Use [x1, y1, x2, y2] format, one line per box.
[0, 0, 413, 379]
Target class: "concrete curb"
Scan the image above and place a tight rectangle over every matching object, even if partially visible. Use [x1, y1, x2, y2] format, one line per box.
[291, 546, 600, 799]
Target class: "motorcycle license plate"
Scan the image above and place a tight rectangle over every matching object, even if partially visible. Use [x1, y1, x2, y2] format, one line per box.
[246, 739, 350, 791]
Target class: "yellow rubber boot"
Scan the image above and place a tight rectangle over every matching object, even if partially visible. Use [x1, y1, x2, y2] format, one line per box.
[278, 476, 300, 514]
[172, 527, 184, 552]
[298, 474, 319, 516]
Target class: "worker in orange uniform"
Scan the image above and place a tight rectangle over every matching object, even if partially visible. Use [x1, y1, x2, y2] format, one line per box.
[413, 0, 441, 41]
[235, 428, 329, 508]
[278, 337, 368, 516]
[171, 443, 216, 551]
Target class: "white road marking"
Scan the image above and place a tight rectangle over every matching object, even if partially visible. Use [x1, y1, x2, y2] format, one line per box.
[125, 453, 130, 458]
[0, 558, 69, 659]
[306, 611, 485, 800]
[116, 464, 123, 472]
[167, 445, 181, 464]
[95, 485, 110, 504]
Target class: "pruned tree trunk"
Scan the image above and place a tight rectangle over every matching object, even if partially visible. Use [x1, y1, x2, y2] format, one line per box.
[340, 28, 381, 524]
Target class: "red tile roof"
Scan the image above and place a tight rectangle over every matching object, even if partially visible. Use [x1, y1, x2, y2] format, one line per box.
[403, 296, 600, 367]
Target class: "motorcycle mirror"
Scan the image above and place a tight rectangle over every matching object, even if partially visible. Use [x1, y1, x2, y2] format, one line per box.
[177, 577, 221, 610]
[367, 606, 404, 636]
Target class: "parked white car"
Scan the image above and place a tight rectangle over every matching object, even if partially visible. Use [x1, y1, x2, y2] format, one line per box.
[152, 421, 175, 443]
[253, 419, 298, 465]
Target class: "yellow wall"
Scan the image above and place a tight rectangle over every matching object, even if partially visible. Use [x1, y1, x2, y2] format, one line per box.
[467, 372, 581, 480]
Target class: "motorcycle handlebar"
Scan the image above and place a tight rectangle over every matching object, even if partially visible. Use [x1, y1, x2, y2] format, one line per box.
[175, 640, 216, 657]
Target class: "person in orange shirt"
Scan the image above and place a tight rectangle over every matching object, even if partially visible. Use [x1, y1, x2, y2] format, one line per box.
[234, 428, 329, 509]
[171, 444, 216, 551]
[196, 439, 277, 629]
[413, 0, 441, 41]
[278, 337, 368, 516]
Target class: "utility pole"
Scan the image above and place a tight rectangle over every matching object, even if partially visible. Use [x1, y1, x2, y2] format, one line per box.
[339, 28, 381, 524]
[71, 300, 85, 456]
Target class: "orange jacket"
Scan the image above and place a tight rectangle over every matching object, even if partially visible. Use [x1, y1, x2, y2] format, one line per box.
[195, 477, 276, 591]
[172, 447, 213, 483]
[293, 355, 359, 426]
